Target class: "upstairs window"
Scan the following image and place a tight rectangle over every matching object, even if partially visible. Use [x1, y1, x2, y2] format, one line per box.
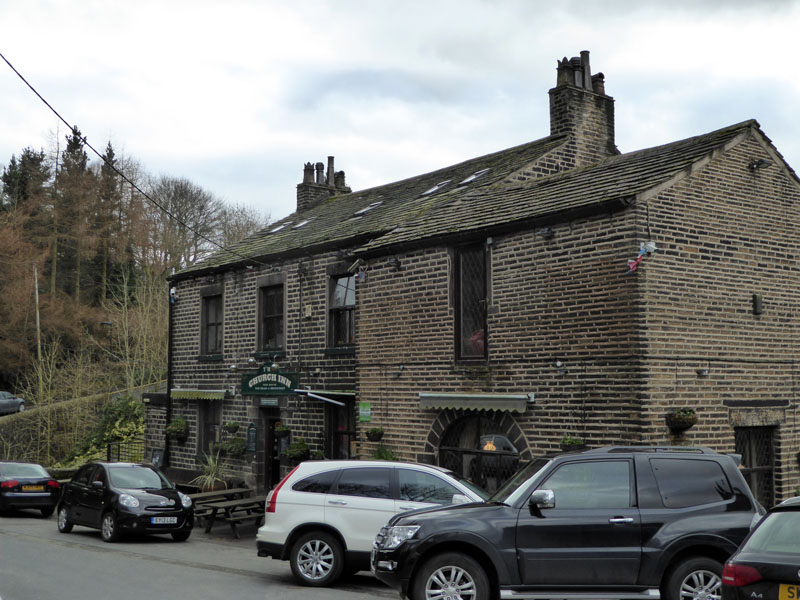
[259, 285, 284, 351]
[329, 275, 355, 347]
[455, 244, 488, 360]
[201, 292, 223, 355]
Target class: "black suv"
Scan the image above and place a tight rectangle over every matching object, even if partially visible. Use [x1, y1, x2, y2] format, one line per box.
[57, 462, 194, 542]
[372, 446, 763, 600]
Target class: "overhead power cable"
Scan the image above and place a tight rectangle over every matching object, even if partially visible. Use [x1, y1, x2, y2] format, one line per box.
[0, 50, 266, 269]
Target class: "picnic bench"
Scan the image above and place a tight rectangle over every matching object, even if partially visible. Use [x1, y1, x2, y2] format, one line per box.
[201, 495, 267, 539]
[189, 487, 253, 526]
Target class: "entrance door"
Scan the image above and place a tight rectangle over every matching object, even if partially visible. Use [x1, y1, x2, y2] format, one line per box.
[263, 413, 283, 489]
[325, 399, 354, 459]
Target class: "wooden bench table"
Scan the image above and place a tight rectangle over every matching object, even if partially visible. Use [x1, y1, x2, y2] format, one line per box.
[202, 495, 267, 539]
[189, 488, 253, 526]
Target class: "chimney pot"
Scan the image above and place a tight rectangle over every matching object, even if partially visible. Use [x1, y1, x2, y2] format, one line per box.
[315, 162, 324, 184]
[327, 156, 335, 187]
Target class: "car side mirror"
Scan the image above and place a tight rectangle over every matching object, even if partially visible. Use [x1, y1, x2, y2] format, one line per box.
[529, 489, 555, 512]
[91, 480, 104, 489]
[452, 493, 471, 505]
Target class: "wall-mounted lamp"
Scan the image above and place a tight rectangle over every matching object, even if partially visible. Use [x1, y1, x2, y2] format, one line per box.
[270, 354, 280, 370]
[247, 357, 256, 365]
[696, 368, 709, 378]
[554, 360, 567, 375]
[749, 158, 772, 171]
[537, 226, 555, 240]
[229, 364, 238, 371]
[387, 257, 402, 272]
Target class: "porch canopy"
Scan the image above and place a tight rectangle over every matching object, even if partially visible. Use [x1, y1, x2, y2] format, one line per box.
[294, 389, 356, 407]
[419, 392, 532, 413]
[170, 389, 226, 401]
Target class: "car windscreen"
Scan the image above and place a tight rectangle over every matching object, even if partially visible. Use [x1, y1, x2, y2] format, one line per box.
[0, 463, 49, 478]
[448, 472, 490, 501]
[488, 458, 550, 504]
[107, 466, 172, 490]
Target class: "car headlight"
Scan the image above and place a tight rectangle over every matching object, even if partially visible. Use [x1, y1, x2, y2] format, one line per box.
[379, 525, 420, 549]
[119, 493, 139, 508]
[178, 491, 193, 509]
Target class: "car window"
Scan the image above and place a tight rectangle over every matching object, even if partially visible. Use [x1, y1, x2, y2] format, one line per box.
[398, 469, 462, 504]
[650, 458, 733, 508]
[334, 468, 391, 499]
[293, 469, 339, 494]
[73, 464, 96, 485]
[107, 465, 171, 490]
[0, 463, 49, 478]
[541, 460, 631, 509]
[743, 511, 800, 554]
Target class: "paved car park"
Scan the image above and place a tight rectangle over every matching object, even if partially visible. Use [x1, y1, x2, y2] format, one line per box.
[0, 508, 395, 600]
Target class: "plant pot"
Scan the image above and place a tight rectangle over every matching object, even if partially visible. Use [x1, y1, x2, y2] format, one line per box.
[366, 430, 384, 442]
[275, 428, 290, 439]
[665, 412, 697, 433]
[224, 424, 239, 434]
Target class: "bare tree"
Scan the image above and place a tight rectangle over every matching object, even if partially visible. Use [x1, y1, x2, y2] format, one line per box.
[216, 202, 270, 247]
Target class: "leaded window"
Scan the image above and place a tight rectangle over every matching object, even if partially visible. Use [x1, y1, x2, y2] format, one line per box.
[455, 244, 487, 359]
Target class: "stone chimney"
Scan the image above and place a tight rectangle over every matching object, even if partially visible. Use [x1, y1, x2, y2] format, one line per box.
[296, 155, 351, 212]
[549, 50, 618, 167]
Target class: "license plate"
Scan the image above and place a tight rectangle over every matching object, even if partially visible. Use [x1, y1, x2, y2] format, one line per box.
[780, 584, 800, 600]
[151, 517, 178, 525]
[21, 485, 43, 491]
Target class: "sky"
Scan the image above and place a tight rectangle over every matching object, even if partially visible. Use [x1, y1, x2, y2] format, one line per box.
[1, 0, 799, 223]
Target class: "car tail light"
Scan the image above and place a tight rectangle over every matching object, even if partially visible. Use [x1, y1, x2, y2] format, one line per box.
[722, 563, 763, 586]
[47, 480, 60, 489]
[0, 480, 19, 489]
[266, 465, 299, 513]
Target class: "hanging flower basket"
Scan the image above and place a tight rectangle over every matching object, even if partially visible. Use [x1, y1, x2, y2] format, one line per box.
[665, 409, 697, 433]
[559, 434, 587, 452]
[223, 422, 240, 434]
[366, 428, 384, 442]
[275, 426, 290, 438]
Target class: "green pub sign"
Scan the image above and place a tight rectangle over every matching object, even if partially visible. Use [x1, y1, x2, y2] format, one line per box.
[242, 366, 298, 396]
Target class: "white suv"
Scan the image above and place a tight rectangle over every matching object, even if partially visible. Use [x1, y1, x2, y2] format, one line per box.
[255, 460, 487, 586]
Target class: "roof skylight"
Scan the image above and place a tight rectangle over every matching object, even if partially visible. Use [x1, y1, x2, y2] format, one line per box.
[293, 219, 314, 229]
[458, 168, 491, 185]
[269, 223, 290, 233]
[421, 180, 451, 196]
[354, 201, 382, 215]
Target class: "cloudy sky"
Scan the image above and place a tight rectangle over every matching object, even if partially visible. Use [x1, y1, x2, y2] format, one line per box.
[1, 0, 799, 222]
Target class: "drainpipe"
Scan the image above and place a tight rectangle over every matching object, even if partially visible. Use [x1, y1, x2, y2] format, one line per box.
[164, 284, 175, 466]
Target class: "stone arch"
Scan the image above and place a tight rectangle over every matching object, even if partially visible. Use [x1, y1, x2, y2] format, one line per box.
[419, 409, 532, 464]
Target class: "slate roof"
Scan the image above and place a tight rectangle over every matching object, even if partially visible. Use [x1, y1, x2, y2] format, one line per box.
[173, 120, 763, 280]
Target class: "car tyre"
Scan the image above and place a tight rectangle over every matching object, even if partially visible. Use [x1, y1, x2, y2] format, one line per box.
[664, 556, 723, 600]
[40, 506, 54, 518]
[412, 552, 489, 600]
[171, 530, 191, 542]
[17, 402, 24, 412]
[57, 506, 73, 533]
[100, 511, 119, 542]
[289, 530, 344, 587]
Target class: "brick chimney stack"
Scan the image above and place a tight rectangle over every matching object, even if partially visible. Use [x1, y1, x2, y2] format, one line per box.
[549, 50, 618, 167]
[296, 155, 351, 213]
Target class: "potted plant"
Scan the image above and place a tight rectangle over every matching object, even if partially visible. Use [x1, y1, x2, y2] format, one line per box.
[166, 417, 188, 443]
[275, 424, 290, 438]
[371, 444, 397, 461]
[560, 433, 587, 451]
[223, 421, 240, 434]
[225, 436, 248, 458]
[365, 426, 384, 442]
[282, 437, 310, 462]
[188, 450, 228, 491]
[665, 408, 697, 432]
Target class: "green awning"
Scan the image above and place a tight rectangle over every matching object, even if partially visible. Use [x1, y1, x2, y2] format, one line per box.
[170, 389, 226, 401]
[419, 392, 532, 413]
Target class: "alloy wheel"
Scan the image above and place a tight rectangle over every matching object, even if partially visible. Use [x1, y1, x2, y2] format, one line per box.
[296, 539, 335, 580]
[425, 564, 478, 600]
[679, 569, 721, 600]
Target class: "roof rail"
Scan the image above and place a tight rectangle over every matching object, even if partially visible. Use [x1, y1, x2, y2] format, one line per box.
[587, 446, 718, 455]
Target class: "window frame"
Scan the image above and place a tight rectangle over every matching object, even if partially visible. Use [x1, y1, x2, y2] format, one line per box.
[454, 242, 489, 361]
[200, 285, 223, 357]
[258, 283, 285, 352]
[328, 274, 356, 348]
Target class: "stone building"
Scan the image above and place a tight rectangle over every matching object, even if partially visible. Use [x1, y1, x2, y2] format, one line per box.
[150, 51, 800, 507]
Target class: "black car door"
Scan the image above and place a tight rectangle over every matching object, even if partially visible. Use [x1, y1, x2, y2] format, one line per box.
[82, 465, 109, 526]
[515, 458, 642, 586]
[66, 464, 96, 524]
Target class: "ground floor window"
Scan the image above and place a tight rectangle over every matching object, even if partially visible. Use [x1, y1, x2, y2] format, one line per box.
[198, 401, 221, 455]
[439, 413, 519, 493]
[735, 426, 775, 509]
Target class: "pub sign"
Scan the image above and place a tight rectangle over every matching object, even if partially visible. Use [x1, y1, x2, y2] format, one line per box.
[242, 366, 298, 396]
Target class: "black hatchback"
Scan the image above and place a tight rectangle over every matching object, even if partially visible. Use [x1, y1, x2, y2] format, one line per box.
[722, 496, 800, 600]
[57, 462, 194, 542]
